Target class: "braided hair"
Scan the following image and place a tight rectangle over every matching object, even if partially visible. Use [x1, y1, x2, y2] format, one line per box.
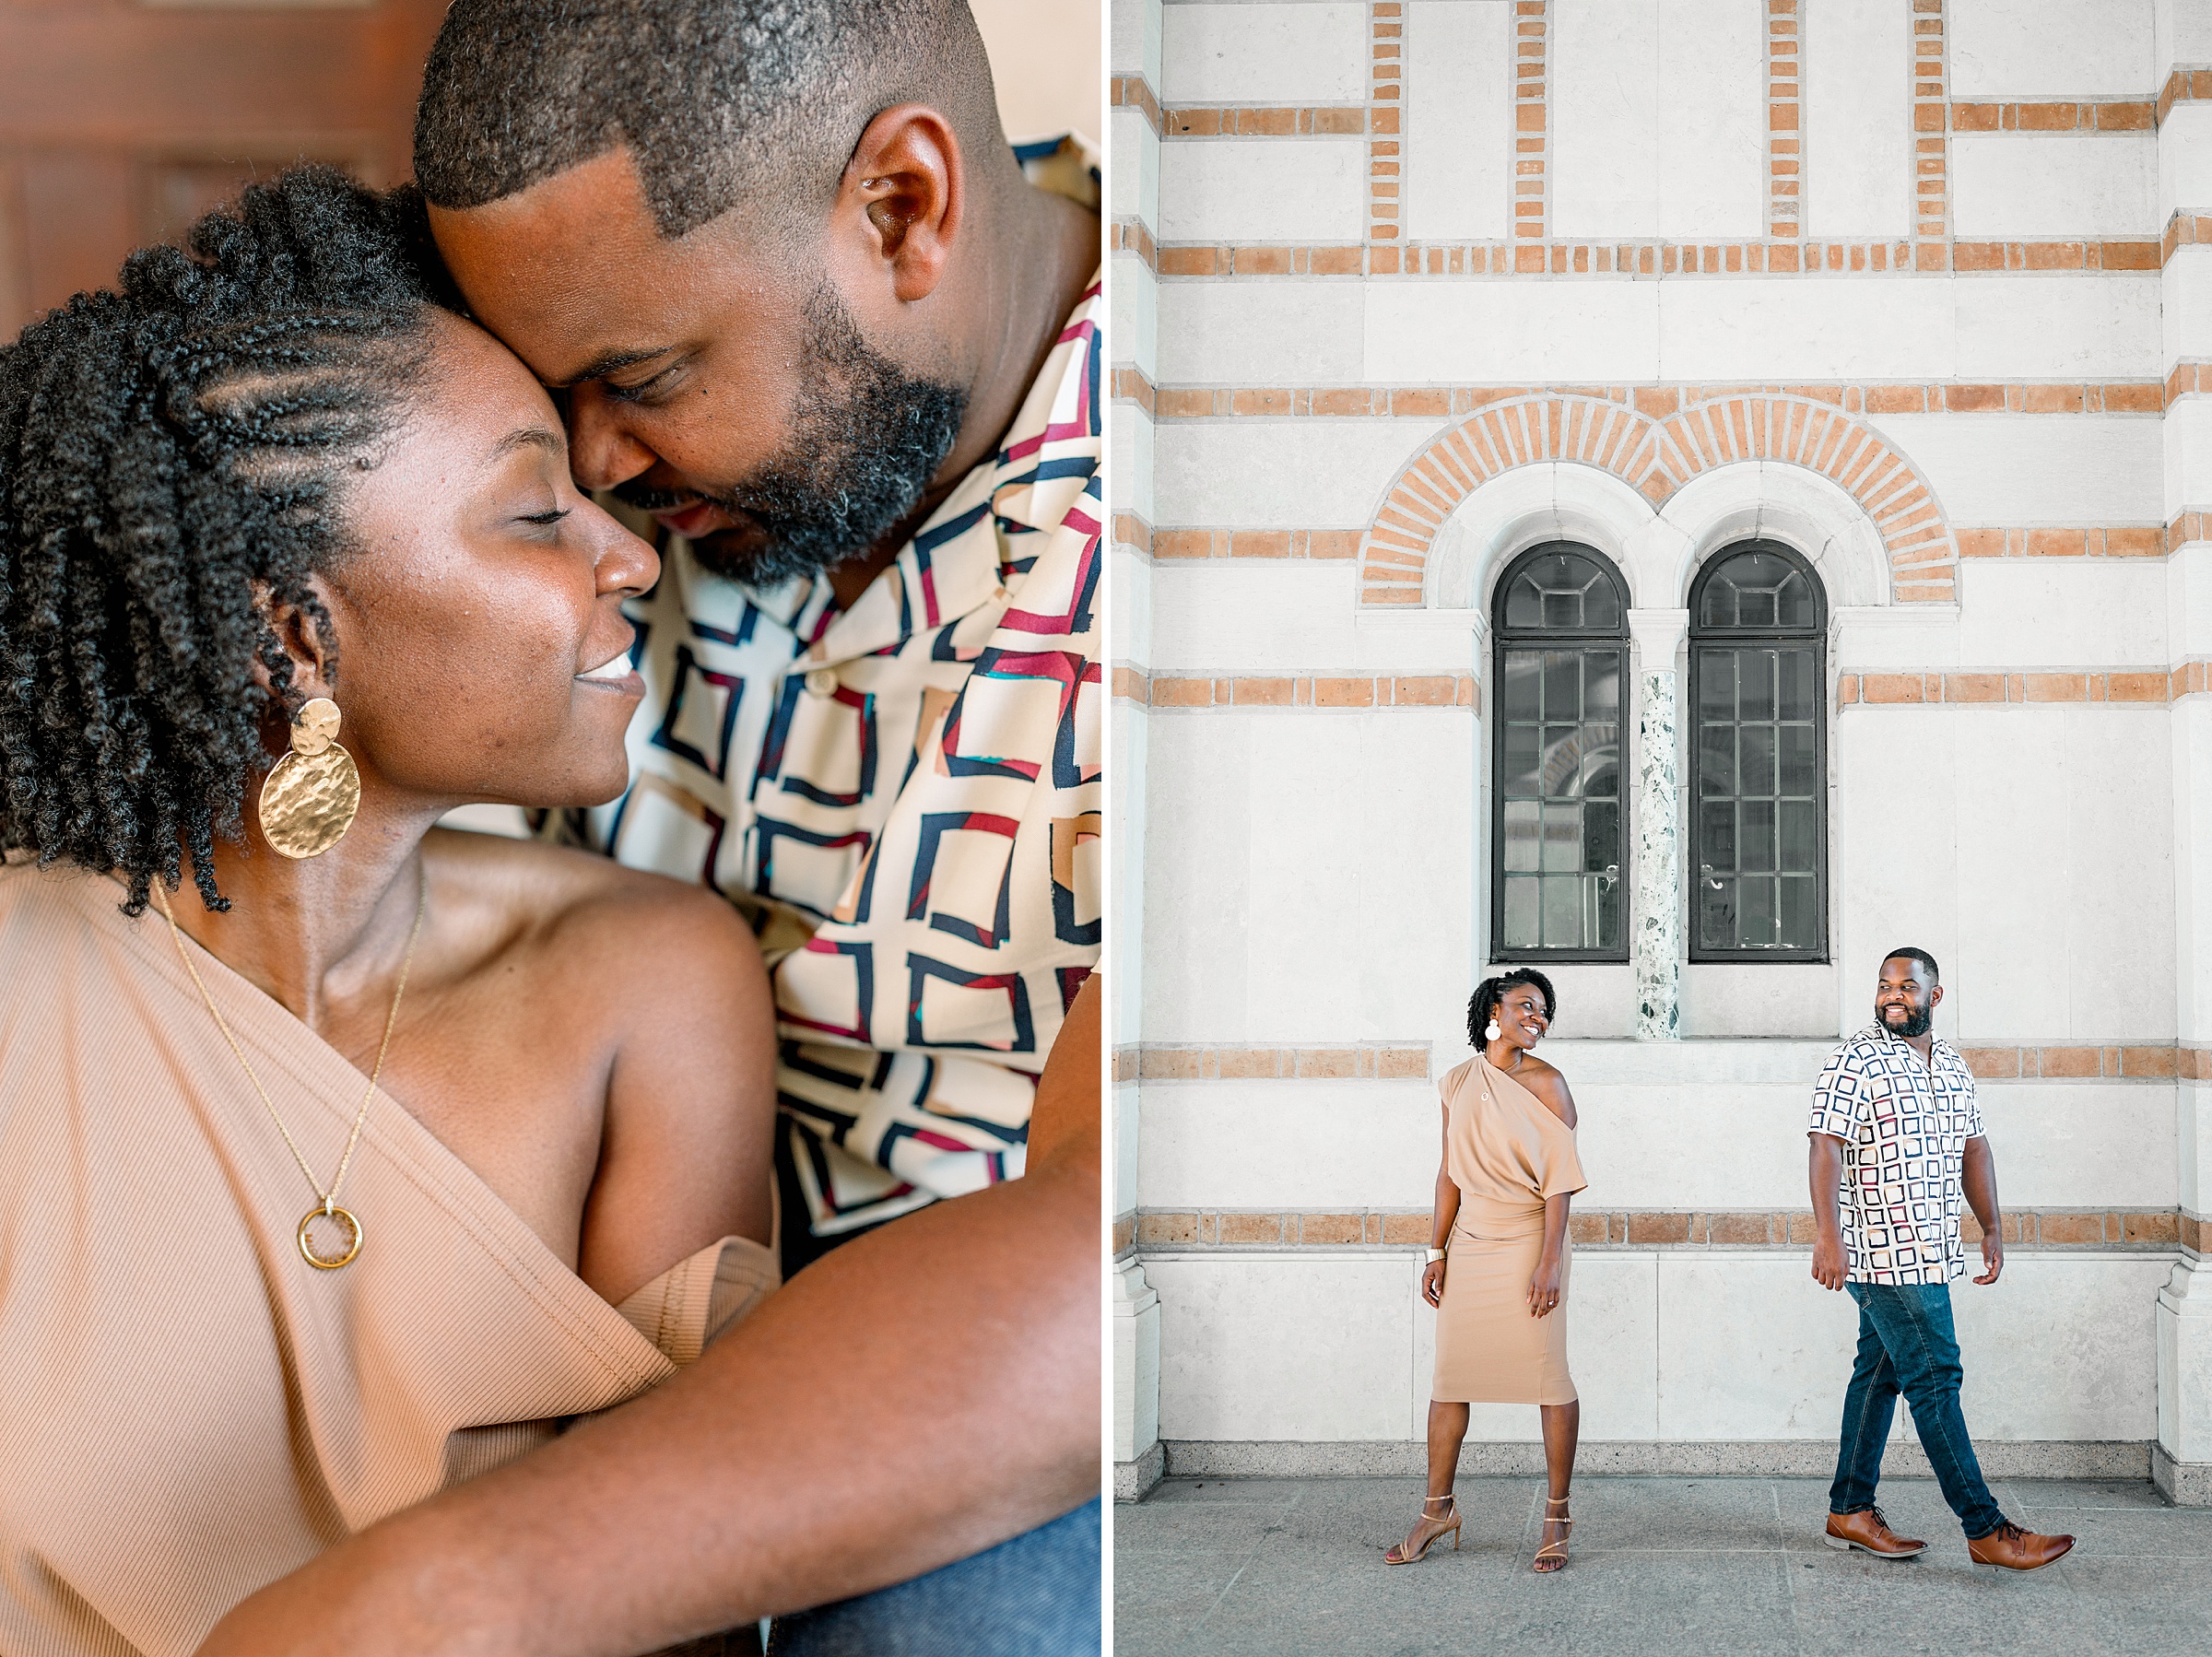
[1468, 969, 1558, 1047]
[0, 167, 446, 915]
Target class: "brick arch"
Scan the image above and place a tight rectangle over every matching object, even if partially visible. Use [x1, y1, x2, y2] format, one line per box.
[1359, 392, 1956, 608]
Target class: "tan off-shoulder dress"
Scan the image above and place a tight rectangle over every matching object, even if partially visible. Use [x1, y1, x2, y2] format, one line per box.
[1430, 1053, 1587, 1405]
[0, 862, 777, 1657]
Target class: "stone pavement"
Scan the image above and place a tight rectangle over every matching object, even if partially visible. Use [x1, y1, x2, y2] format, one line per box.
[1114, 1475, 2212, 1655]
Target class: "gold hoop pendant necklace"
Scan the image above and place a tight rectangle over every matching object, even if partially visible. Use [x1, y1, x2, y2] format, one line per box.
[154, 866, 426, 1269]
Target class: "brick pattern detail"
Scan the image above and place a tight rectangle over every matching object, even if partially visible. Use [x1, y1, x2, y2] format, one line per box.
[1513, 2, 1548, 246]
[1160, 104, 1367, 137]
[1109, 73, 1160, 134]
[1112, 1214, 1135, 1255]
[1155, 235, 2162, 277]
[1913, 1, 1949, 258]
[1111, 665, 1149, 705]
[1109, 217, 1157, 273]
[1110, 366, 1155, 417]
[1111, 1046, 1139, 1084]
[1135, 1043, 1434, 1081]
[1950, 99, 2153, 131]
[1954, 527, 2166, 559]
[1956, 1044, 2188, 1079]
[1111, 511, 1153, 558]
[2166, 211, 2212, 264]
[1136, 675, 1479, 712]
[1768, 1, 1799, 239]
[1836, 664, 2212, 708]
[1359, 392, 1955, 606]
[1148, 528, 1363, 560]
[2157, 67, 2212, 124]
[1369, 5, 1401, 247]
[1135, 1207, 2189, 1250]
[1149, 378, 2182, 419]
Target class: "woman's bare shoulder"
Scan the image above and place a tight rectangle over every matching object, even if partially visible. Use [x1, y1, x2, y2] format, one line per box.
[1512, 1052, 1576, 1120]
[422, 828, 763, 997]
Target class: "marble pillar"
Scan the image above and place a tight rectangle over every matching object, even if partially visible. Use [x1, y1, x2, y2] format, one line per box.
[1113, 1258, 1163, 1500]
[1628, 612, 1688, 1040]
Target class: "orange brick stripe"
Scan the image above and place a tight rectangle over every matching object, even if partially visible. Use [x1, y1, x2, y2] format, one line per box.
[1360, 391, 1955, 607]
[2164, 212, 2212, 264]
[1513, 1, 1549, 242]
[1147, 528, 1362, 560]
[1139, 674, 1479, 712]
[1111, 665, 1149, 706]
[1109, 217, 1157, 272]
[1110, 366, 1156, 417]
[1768, 0, 1799, 240]
[1913, 1, 1949, 242]
[1111, 511, 1153, 558]
[1949, 99, 2155, 131]
[1370, 5, 1402, 245]
[1159, 104, 1368, 137]
[1135, 1207, 2194, 1250]
[1954, 527, 2168, 559]
[1145, 379, 2182, 418]
[1159, 234, 2164, 276]
[1136, 1043, 1433, 1081]
[1109, 73, 1161, 134]
[1837, 664, 2212, 707]
[2157, 66, 2212, 124]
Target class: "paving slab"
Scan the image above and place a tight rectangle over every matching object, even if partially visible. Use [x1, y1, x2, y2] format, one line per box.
[1114, 1475, 2203, 1655]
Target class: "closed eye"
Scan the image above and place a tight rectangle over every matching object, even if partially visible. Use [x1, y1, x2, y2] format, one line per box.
[602, 365, 682, 405]
[520, 509, 571, 526]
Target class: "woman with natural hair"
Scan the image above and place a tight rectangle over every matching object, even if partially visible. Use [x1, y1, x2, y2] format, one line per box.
[1384, 969, 1586, 1573]
[0, 169, 779, 1655]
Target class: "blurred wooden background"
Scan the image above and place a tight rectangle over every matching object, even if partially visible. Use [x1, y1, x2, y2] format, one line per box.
[0, 0, 1101, 339]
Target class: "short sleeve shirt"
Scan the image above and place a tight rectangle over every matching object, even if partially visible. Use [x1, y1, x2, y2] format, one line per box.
[570, 136, 1102, 1240]
[1808, 1023, 1985, 1285]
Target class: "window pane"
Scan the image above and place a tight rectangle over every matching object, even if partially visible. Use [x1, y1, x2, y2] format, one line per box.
[1596, 872, 1622, 949]
[1585, 742, 1620, 799]
[1779, 799, 1817, 871]
[1501, 547, 1624, 634]
[1741, 723, 1777, 797]
[1742, 799, 1777, 873]
[1503, 875, 1539, 947]
[1500, 651, 1543, 715]
[1584, 801, 1619, 873]
[1587, 661, 1621, 715]
[1542, 802, 1581, 871]
[1698, 649, 1735, 713]
[1698, 546, 1820, 632]
[1779, 874, 1818, 948]
[1699, 874, 1736, 951]
[1500, 723, 1540, 796]
[1543, 652, 1582, 721]
[1501, 799, 1540, 871]
[1741, 876, 1777, 943]
[1700, 802, 1736, 871]
[1779, 723, 1817, 796]
[1741, 651, 1775, 722]
[1779, 650, 1818, 721]
[1541, 875, 1582, 946]
[1699, 724, 1736, 796]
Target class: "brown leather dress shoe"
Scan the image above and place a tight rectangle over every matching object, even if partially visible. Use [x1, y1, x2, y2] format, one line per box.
[1967, 1522, 2075, 1571]
[1823, 1507, 1928, 1558]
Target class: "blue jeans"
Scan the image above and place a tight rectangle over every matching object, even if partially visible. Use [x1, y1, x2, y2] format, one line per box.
[1830, 1281, 2006, 1538]
[766, 1498, 1100, 1657]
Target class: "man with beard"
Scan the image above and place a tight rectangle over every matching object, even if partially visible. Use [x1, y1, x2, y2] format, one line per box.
[194, 2, 1100, 1653]
[1807, 948, 2073, 1572]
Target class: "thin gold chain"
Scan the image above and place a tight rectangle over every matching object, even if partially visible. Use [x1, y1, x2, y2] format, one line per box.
[153, 865, 427, 1213]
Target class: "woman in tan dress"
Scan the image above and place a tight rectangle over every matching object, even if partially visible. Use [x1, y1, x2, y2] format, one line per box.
[1385, 969, 1586, 1573]
[0, 171, 780, 1655]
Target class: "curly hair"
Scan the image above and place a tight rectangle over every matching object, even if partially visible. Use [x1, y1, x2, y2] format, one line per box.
[0, 167, 445, 915]
[1468, 969, 1559, 1047]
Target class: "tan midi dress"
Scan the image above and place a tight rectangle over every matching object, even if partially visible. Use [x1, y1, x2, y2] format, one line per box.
[0, 862, 777, 1657]
[1430, 1054, 1587, 1405]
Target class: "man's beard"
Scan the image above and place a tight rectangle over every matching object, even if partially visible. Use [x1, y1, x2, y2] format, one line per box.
[617, 284, 967, 589]
[1882, 1003, 1933, 1039]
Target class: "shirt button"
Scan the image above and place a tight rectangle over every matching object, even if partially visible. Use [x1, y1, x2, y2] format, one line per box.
[804, 668, 838, 697]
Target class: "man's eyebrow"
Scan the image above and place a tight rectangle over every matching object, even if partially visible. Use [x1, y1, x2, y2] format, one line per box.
[547, 346, 679, 388]
[488, 425, 566, 462]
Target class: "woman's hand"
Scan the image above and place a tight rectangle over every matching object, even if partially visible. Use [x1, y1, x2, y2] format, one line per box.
[1526, 1252, 1563, 1318]
[1420, 1258, 1446, 1308]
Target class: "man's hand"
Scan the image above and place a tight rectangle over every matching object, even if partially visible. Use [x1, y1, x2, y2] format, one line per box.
[1811, 1228, 1848, 1290]
[1974, 1228, 2004, 1286]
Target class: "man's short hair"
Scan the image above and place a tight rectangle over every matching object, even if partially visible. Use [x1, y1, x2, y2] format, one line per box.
[1883, 946, 1940, 982]
[414, 0, 994, 240]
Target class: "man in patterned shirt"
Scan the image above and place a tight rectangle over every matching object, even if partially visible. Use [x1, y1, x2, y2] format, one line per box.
[195, 3, 1100, 1653]
[1807, 947, 2072, 1572]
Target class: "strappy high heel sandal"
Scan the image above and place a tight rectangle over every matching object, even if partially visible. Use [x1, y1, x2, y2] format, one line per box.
[1383, 1493, 1462, 1565]
[1533, 1495, 1572, 1572]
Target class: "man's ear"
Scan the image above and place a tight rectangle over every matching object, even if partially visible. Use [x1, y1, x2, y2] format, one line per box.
[840, 103, 964, 305]
[1928, 982, 1944, 1010]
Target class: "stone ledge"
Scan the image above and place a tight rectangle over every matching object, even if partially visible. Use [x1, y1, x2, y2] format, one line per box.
[1157, 1439, 2152, 1484]
[1134, 1208, 2197, 1251]
[2153, 1444, 2212, 1507]
[1115, 1441, 1165, 1504]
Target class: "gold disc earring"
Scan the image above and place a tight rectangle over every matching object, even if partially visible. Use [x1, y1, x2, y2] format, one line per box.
[257, 696, 360, 858]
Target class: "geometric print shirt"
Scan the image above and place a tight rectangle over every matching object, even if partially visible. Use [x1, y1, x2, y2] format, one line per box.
[571, 137, 1102, 1240]
[1808, 1023, 1986, 1286]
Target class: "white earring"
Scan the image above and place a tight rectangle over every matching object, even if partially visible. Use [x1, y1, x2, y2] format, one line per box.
[1485, 1018, 1502, 1041]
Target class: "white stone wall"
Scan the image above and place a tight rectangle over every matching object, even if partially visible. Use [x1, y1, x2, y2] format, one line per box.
[1114, 0, 2212, 1494]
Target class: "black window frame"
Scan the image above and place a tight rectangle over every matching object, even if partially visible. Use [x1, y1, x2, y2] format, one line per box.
[1687, 538, 1830, 965]
[1488, 541, 1631, 964]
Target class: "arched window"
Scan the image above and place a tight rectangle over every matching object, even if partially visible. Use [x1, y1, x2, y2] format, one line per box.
[1688, 541, 1828, 961]
[1490, 543, 1629, 960]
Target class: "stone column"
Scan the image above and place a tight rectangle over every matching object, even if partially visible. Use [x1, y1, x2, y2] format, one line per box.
[1628, 611, 1688, 1040]
[1112, 1258, 1163, 1500]
[2157, 0, 2212, 1504]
